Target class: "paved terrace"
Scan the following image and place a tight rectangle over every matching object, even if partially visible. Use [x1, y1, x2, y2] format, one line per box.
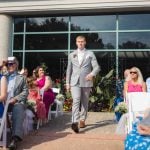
[17, 112, 125, 150]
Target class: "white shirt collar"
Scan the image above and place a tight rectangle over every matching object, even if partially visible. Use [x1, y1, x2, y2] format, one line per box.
[77, 48, 86, 53]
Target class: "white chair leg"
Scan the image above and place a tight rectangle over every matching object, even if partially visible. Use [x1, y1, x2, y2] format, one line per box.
[3, 121, 7, 149]
[60, 102, 64, 116]
[55, 103, 59, 118]
[48, 105, 52, 121]
[37, 119, 40, 130]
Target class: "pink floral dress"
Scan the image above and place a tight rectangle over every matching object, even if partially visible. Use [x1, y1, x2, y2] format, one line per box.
[28, 87, 46, 119]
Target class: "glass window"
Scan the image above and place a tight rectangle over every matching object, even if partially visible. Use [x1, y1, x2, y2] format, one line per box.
[71, 33, 116, 49]
[26, 17, 69, 32]
[119, 32, 150, 49]
[25, 52, 68, 79]
[118, 51, 150, 79]
[25, 34, 68, 50]
[13, 35, 23, 50]
[119, 14, 150, 30]
[71, 15, 116, 31]
[95, 51, 116, 75]
[14, 18, 24, 32]
[13, 52, 23, 70]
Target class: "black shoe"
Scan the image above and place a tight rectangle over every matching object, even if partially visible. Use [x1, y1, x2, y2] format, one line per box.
[8, 139, 17, 150]
[71, 122, 79, 133]
[8, 136, 20, 150]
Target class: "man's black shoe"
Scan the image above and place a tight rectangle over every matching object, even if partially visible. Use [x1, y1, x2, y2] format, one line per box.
[8, 136, 20, 150]
[71, 123, 79, 133]
[8, 139, 17, 150]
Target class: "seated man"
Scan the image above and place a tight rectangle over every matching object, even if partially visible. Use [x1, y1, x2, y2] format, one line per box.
[7, 57, 28, 150]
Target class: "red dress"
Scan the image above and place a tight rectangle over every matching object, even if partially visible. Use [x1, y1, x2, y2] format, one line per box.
[36, 76, 55, 117]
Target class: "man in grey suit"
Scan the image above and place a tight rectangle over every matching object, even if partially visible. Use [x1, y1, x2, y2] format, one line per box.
[7, 57, 28, 150]
[66, 35, 100, 133]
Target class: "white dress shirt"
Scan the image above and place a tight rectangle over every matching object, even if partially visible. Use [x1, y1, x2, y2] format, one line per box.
[77, 48, 85, 65]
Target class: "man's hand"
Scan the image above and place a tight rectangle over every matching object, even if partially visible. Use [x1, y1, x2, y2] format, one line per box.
[9, 98, 17, 104]
[66, 84, 71, 92]
[85, 74, 93, 81]
[137, 124, 150, 135]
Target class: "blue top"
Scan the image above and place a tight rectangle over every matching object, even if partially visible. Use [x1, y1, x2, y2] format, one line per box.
[0, 74, 4, 118]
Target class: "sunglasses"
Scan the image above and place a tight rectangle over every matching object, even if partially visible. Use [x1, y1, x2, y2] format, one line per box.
[130, 71, 137, 74]
[7, 62, 16, 66]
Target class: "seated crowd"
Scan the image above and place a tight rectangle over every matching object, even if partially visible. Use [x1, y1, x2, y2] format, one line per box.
[0, 57, 55, 150]
[0, 56, 150, 150]
[115, 66, 150, 149]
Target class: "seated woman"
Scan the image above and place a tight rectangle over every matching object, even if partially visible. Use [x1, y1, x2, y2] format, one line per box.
[125, 109, 150, 150]
[27, 77, 46, 121]
[35, 66, 55, 121]
[0, 60, 7, 118]
[25, 76, 46, 133]
[116, 67, 147, 134]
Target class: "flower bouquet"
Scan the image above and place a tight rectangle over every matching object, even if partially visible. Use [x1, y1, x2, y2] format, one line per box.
[56, 93, 65, 101]
[115, 102, 128, 114]
[114, 102, 128, 121]
[26, 99, 37, 113]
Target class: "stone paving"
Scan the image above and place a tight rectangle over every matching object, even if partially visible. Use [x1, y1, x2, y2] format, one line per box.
[9, 112, 125, 150]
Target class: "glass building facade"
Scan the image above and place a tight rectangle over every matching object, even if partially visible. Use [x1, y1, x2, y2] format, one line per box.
[13, 13, 150, 81]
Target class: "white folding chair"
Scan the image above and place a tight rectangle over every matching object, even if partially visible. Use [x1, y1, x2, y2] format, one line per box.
[126, 92, 150, 133]
[48, 88, 64, 120]
[146, 77, 150, 93]
[0, 100, 10, 149]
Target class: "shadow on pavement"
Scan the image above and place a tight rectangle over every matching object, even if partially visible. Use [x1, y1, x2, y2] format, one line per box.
[17, 112, 72, 150]
[80, 119, 117, 133]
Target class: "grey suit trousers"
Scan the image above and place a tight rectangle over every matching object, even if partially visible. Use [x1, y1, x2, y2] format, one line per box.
[71, 85, 91, 123]
[12, 103, 25, 139]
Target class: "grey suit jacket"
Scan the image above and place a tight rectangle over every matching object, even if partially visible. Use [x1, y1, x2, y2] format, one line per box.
[66, 50, 100, 87]
[10, 73, 29, 104]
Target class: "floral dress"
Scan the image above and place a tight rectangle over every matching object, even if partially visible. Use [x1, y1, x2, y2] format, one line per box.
[28, 87, 46, 119]
[125, 122, 150, 150]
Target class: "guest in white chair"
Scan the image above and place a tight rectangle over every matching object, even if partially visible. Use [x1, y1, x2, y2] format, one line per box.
[35, 66, 55, 122]
[116, 67, 147, 135]
[7, 57, 28, 150]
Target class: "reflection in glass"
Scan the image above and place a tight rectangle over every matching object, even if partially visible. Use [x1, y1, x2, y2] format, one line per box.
[119, 14, 150, 30]
[118, 51, 150, 79]
[71, 33, 116, 49]
[26, 17, 69, 32]
[119, 32, 150, 49]
[71, 15, 116, 31]
[13, 52, 23, 70]
[14, 18, 24, 32]
[13, 35, 23, 50]
[25, 52, 68, 79]
[25, 34, 68, 50]
[95, 51, 116, 75]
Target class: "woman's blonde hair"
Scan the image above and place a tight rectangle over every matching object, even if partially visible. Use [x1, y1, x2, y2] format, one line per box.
[130, 67, 144, 84]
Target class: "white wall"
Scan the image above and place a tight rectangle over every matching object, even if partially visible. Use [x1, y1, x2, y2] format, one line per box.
[0, 0, 150, 15]
[0, 15, 12, 61]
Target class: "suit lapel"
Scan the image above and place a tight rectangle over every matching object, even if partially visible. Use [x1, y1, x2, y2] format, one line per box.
[72, 50, 80, 66]
[14, 74, 22, 93]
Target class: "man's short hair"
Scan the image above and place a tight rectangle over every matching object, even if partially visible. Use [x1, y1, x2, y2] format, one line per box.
[76, 35, 86, 41]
